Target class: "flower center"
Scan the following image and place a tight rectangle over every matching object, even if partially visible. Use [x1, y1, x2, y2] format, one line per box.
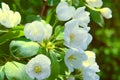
[34, 66, 41, 73]
[70, 33, 75, 42]
[33, 30, 40, 35]
[68, 54, 76, 60]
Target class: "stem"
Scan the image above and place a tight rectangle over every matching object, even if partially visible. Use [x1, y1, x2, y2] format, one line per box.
[85, 3, 101, 12]
[34, 78, 37, 80]
[53, 18, 59, 29]
[67, 0, 72, 6]
[54, 40, 64, 45]
[40, 0, 49, 17]
[49, 18, 59, 42]
[0, 30, 9, 32]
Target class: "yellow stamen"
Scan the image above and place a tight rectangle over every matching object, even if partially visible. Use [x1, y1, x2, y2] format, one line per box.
[68, 55, 76, 60]
[34, 66, 41, 73]
[33, 30, 40, 35]
[70, 33, 75, 41]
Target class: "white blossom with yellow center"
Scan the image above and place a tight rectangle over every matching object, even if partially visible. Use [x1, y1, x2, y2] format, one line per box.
[64, 20, 92, 50]
[24, 20, 52, 42]
[85, 0, 103, 8]
[64, 48, 87, 72]
[24, 21, 45, 42]
[0, 2, 21, 28]
[25, 54, 51, 80]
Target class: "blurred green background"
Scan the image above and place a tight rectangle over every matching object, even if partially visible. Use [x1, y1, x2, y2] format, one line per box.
[90, 0, 120, 80]
[0, 0, 120, 80]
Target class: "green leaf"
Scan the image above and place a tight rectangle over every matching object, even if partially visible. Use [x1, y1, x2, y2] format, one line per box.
[54, 48, 67, 75]
[0, 66, 4, 80]
[9, 39, 40, 58]
[4, 61, 33, 80]
[12, 25, 24, 30]
[46, 9, 55, 23]
[0, 30, 24, 45]
[47, 0, 60, 6]
[48, 51, 60, 79]
[55, 26, 64, 40]
[26, 14, 41, 22]
[90, 10, 104, 27]
[72, 0, 80, 7]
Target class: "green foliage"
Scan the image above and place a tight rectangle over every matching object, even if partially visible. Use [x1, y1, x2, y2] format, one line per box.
[72, 0, 80, 7]
[48, 51, 60, 79]
[90, 10, 104, 27]
[0, 66, 4, 80]
[0, 26, 24, 45]
[89, 0, 120, 80]
[47, 0, 60, 6]
[54, 25, 64, 40]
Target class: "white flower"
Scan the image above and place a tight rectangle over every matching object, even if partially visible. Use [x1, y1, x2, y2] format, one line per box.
[64, 20, 92, 50]
[56, 1, 75, 21]
[0, 2, 21, 28]
[82, 68, 100, 80]
[72, 7, 90, 27]
[64, 48, 87, 72]
[85, 0, 103, 8]
[56, 2, 90, 28]
[24, 20, 52, 42]
[81, 51, 100, 80]
[24, 21, 45, 42]
[83, 51, 96, 67]
[41, 20, 52, 39]
[25, 54, 51, 80]
[100, 7, 112, 19]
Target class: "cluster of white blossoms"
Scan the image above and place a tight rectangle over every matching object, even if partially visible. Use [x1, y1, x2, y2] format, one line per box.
[24, 20, 52, 42]
[0, 2, 52, 80]
[56, 1, 101, 80]
[0, 1, 112, 80]
[0, 2, 21, 28]
[25, 54, 51, 80]
[85, 0, 112, 19]
[24, 20, 52, 79]
[56, 2, 90, 29]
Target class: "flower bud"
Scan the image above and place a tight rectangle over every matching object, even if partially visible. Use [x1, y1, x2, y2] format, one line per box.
[100, 7, 112, 19]
[85, 0, 103, 8]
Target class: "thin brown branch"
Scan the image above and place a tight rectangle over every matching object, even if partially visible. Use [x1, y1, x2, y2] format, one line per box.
[40, 0, 49, 17]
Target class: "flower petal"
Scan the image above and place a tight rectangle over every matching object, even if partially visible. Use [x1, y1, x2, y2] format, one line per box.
[56, 2, 75, 21]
